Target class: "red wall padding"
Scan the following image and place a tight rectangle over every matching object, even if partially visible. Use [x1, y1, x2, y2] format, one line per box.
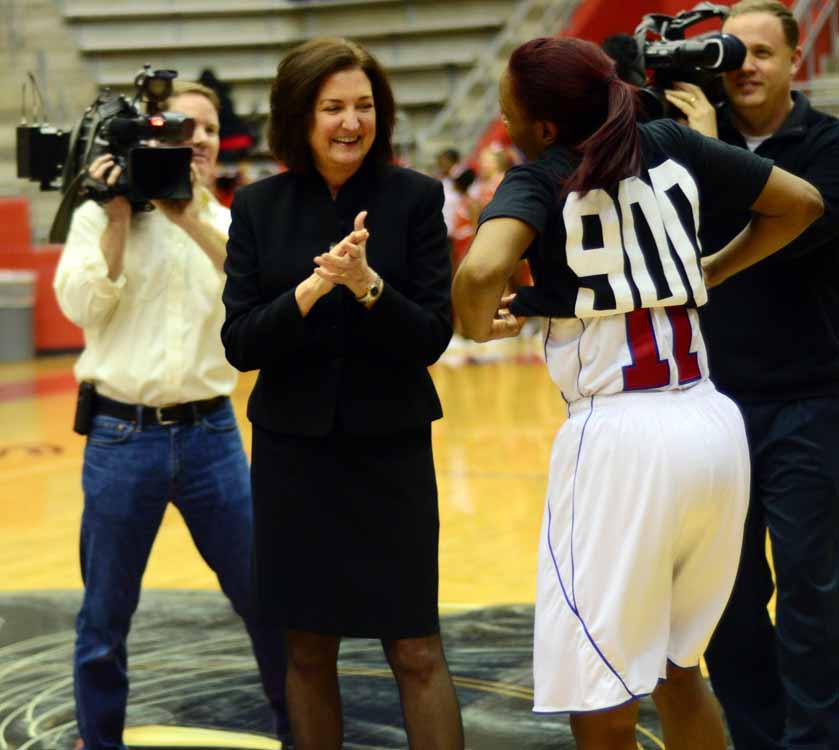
[0, 197, 83, 351]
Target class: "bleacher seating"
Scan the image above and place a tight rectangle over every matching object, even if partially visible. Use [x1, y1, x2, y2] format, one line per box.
[60, 0, 520, 146]
[7, 0, 833, 319]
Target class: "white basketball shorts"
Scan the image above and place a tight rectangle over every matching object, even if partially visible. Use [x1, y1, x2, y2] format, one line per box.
[533, 380, 749, 713]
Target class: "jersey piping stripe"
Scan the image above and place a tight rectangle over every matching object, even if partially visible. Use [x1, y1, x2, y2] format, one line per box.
[569, 397, 584, 613]
[541, 318, 551, 372]
[546, 396, 637, 702]
[574, 318, 587, 402]
[544, 318, 570, 408]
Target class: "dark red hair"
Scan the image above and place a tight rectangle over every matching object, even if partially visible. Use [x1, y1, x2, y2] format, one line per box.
[507, 36, 640, 195]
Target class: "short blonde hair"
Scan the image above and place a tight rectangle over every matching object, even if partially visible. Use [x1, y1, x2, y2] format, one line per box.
[727, 0, 799, 49]
[165, 80, 220, 113]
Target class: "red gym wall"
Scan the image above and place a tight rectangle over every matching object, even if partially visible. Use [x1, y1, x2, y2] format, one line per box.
[0, 197, 83, 352]
[473, 0, 801, 155]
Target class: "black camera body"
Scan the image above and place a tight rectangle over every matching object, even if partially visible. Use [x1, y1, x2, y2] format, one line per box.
[16, 65, 197, 242]
[614, 2, 747, 120]
[16, 123, 70, 191]
[73, 90, 195, 206]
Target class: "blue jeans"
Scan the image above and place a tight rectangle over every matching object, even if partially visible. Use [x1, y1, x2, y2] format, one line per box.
[74, 400, 287, 750]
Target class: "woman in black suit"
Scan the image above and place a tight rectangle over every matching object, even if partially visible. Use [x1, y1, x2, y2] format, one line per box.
[221, 38, 463, 750]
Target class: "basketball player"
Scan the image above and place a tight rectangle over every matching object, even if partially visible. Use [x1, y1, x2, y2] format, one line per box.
[452, 37, 823, 749]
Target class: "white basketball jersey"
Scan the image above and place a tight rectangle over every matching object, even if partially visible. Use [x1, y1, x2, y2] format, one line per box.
[543, 306, 708, 402]
[480, 119, 774, 404]
[543, 161, 710, 401]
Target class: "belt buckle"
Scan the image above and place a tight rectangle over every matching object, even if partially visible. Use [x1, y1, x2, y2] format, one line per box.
[155, 406, 179, 426]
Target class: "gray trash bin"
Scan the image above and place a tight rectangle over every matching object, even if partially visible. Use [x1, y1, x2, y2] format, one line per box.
[0, 270, 36, 363]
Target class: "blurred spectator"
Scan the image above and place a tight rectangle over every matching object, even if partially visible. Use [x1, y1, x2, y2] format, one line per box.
[450, 167, 477, 272]
[214, 159, 283, 207]
[435, 147, 460, 239]
[472, 146, 515, 209]
[198, 69, 258, 164]
[439, 167, 478, 367]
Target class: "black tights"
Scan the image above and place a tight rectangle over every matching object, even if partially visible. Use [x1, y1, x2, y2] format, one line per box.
[285, 629, 463, 750]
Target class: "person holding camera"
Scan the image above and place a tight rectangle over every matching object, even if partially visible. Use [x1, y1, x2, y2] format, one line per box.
[667, 2, 839, 747]
[53, 81, 289, 750]
[454, 34, 822, 750]
[221, 38, 462, 750]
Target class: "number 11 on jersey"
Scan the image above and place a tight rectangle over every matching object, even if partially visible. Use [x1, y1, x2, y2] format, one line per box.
[623, 305, 702, 390]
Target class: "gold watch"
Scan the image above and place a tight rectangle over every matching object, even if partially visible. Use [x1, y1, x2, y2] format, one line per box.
[355, 272, 383, 305]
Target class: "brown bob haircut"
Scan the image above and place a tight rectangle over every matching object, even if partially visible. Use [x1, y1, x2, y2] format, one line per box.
[268, 37, 395, 173]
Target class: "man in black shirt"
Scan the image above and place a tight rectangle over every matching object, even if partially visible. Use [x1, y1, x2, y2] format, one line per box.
[671, 2, 839, 748]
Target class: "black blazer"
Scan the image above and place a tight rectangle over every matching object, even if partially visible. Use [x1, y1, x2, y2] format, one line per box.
[221, 161, 453, 437]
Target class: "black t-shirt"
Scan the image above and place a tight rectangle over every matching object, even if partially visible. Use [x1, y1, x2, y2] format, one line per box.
[699, 94, 839, 400]
[480, 119, 773, 320]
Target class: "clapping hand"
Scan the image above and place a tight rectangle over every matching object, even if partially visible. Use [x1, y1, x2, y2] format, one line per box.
[314, 210, 376, 299]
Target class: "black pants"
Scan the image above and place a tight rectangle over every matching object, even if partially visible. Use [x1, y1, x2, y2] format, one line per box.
[705, 396, 839, 750]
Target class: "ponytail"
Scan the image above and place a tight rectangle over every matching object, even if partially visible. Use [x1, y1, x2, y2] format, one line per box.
[563, 76, 641, 196]
[507, 37, 642, 197]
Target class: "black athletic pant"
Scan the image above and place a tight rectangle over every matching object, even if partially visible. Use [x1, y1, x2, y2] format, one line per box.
[705, 396, 839, 750]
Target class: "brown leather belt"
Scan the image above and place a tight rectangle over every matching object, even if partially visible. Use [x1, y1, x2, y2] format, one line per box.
[94, 393, 228, 426]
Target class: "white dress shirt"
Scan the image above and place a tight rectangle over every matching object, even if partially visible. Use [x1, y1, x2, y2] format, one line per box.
[54, 191, 237, 406]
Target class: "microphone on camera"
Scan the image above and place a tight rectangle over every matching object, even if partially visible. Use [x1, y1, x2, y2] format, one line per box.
[602, 33, 648, 86]
[644, 33, 747, 72]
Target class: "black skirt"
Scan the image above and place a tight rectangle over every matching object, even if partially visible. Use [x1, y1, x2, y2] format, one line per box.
[250, 423, 440, 639]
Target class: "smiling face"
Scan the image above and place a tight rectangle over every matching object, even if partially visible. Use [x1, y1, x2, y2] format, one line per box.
[308, 67, 376, 187]
[167, 92, 220, 187]
[722, 11, 800, 133]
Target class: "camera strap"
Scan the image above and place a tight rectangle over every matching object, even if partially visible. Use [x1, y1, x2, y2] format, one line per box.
[49, 171, 86, 243]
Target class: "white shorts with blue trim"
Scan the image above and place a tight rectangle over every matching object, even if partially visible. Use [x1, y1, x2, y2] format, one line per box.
[533, 380, 749, 713]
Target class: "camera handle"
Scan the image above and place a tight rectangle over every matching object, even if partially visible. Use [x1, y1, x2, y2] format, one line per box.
[636, 2, 731, 41]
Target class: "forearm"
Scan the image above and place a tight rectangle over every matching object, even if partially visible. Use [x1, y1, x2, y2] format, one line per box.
[452, 264, 508, 342]
[705, 165, 826, 287]
[222, 289, 309, 372]
[354, 284, 452, 366]
[705, 210, 823, 287]
[54, 264, 122, 329]
[452, 216, 536, 340]
[177, 214, 228, 271]
[295, 273, 334, 317]
[100, 218, 130, 280]
[222, 274, 336, 371]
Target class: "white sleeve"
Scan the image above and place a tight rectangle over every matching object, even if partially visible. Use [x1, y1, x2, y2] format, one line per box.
[53, 201, 127, 329]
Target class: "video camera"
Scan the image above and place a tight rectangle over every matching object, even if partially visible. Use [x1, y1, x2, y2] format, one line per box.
[16, 65, 196, 242]
[605, 2, 747, 120]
